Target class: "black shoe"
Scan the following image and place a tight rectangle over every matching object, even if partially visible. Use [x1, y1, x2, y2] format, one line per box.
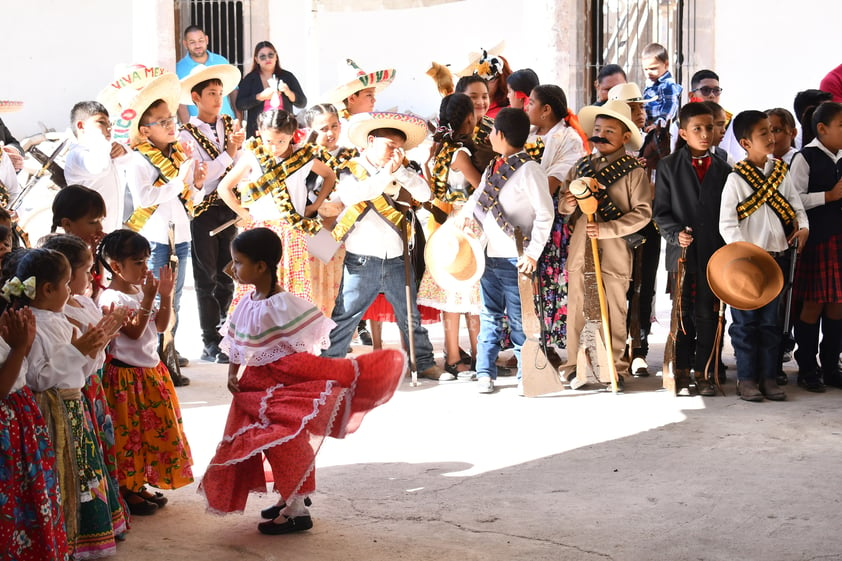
[201, 344, 230, 364]
[822, 369, 842, 389]
[258, 515, 313, 535]
[261, 497, 313, 519]
[177, 353, 189, 368]
[171, 373, 190, 387]
[136, 487, 168, 508]
[776, 371, 789, 386]
[357, 327, 373, 346]
[798, 370, 826, 393]
[125, 496, 158, 516]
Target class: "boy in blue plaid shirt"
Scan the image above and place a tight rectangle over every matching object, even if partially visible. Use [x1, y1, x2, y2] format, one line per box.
[641, 43, 682, 129]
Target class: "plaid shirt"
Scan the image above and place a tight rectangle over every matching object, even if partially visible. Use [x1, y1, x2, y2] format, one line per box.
[644, 71, 682, 125]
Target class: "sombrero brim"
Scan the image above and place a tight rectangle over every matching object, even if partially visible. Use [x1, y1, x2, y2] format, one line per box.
[424, 223, 485, 292]
[108, 73, 181, 143]
[347, 111, 428, 151]
[179, 64, 241, 105]
[324, 68, 396, 108]
[706, 241, 784, 311]
[578, 100, 644, 150]
[455, 40, 507, 77]
[0, 101, 23, 113]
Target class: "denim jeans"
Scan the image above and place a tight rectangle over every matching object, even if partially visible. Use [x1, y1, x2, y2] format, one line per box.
[729, 296, 781, 382]
[149, 241, 190, 333]
[323, 252, 435, 371]
[476, 257, 524, 380]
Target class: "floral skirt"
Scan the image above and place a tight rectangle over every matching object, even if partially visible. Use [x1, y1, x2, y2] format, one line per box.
[102, 360, 194, 492]
[417, 268, 481, 314]
[200, 350, 405, 515]
[309, 245, 346, 318]
[0, 387, 70, 561]
[537, 211, 570, 348]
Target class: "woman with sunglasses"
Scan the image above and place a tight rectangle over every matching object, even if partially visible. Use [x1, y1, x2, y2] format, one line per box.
[236, 41, 307, 138]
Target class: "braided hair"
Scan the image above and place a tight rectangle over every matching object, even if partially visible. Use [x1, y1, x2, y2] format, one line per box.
[2, 248, 70, 308]
[531, 84, 569, 122]
[257, 109, 298, 135]
[231, 227, 282, 292]
[97, 229, 151, 276]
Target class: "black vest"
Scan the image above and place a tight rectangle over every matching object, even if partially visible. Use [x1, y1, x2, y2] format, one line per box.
[801, 146, 842, 244]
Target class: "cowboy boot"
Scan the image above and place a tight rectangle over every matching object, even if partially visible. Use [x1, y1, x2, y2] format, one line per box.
[694, 371, 716, 397]
[794, 319, 823, 392]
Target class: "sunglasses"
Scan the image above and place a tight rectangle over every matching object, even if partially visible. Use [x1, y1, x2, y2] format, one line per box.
[258, 52, 276, 61]
[142, 117, 176, 129]
[692, 86, 723, 96]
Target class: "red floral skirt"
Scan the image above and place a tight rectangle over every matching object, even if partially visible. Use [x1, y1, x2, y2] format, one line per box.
[200, 349, 405, 514]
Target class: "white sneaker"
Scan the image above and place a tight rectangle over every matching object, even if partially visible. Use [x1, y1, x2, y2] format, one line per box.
[516, 380, 525, 396]
[477, 377, 494, 393]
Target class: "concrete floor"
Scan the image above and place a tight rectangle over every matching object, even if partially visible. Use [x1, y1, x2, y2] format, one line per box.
[110, 279, 842, 561]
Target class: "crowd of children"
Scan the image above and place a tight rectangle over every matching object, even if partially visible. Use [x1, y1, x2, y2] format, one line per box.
[3, 30, 842, 556]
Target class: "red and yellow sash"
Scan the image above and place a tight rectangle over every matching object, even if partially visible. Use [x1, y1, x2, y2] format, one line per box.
[125, 141, 191, 232]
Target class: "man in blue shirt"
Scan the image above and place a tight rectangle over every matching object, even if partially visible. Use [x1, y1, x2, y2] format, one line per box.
[176, 25, 238, 121]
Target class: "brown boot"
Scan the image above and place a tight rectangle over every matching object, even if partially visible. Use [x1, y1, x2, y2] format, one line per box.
[675, 369, 692, 396]
[694, 372, 716, 397]
[762, 378, 786, 401]
[737, 379, 764, 402]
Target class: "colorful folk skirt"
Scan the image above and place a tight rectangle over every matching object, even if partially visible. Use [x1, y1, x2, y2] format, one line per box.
[417, 268, 481, 315]
[362, 293, 441, 324]
[537, 210, 571, 348]
[309, 245, 346, 318]
[0, 386, 70, 561]
[101, 360, 194, 492]
[199, 349, 405, 515]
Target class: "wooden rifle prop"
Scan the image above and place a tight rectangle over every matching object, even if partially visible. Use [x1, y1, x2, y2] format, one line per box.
[663, 227, 691, 395]
[568, 178, 620, 393]
[0, 176, 30, 248]
[12, 139, 67, 212]
[28, 143, 67, 188]
[515, 227, 565, 397]
[159, 222, 189, 387]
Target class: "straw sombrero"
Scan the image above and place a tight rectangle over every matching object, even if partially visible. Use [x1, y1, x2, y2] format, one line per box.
[179, 64, 241, 105]
[607, 83, 658, 104]
[424, 223, 485, 291]
[325, 59, 396, 108]
[347, 112, 428, 151]
[706, 242, 784, 311]
[0, 101, 23, 113]
[578, 99, 644, 150]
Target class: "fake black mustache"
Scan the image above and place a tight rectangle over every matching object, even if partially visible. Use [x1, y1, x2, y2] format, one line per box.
[588, 136, 610, 144]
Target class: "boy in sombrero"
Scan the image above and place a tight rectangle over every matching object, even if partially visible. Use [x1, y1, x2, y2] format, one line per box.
[178, 64, 246, 364]
[719, 110, 809, 401]
[558, 100, 652, 389]
[322, 111, 449, 382]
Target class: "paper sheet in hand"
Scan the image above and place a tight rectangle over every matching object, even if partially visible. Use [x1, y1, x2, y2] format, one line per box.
[308, 228, 341, 263]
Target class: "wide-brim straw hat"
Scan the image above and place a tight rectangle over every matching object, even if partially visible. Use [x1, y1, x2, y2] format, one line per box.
[424, 223, 485, 292]
[347, 111, 428, 151]
[324, 59, 396, 108]
[97, 66, 181, 143]
[706, 241, 784, 311]
[607, 83, 658, 104]
[578, 99, 644, 150]
[455, 40, 506, 78]
[0, 101, 23, 113]
[179, 64, 241, 105]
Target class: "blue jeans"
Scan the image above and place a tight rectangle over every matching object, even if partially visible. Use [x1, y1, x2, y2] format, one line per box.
[729, 296, 781, 382]
[323, 252, 435, 371]
[476, 257, 524, 380]
[149, 241, 190, 333]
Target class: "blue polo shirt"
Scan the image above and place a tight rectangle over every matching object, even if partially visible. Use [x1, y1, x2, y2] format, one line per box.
[176, 51, 236, 118]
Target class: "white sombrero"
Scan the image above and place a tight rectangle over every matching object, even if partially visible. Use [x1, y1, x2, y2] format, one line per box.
[179, 64, 241, 105]
[347, 112, 428, 151]
[97, 65, 180, 143]
[324, 59, 396, 108]
[424, 222, 485, 291]
[607, 83, 658, 104]
[455, 40, 506, 78]
[578, 99, 644, 150]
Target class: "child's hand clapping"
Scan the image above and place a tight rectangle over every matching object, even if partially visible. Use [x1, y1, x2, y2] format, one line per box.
[226, 120, 246, 157]
[71, 324, 110, 359]
[141, 271, 160, 300]
[157, 265, 175, 297]
[0, 307, 36, 353]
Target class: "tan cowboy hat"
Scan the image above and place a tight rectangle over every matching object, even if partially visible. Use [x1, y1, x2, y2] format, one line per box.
[607, 83, 658, 104]
[455, 40, 507, 78]
[578, 99, 644, 150]
[347, 111, 428, 151]
[706, 242, 784, 311]
[324, 59, 396, 108]
[0, 101, 23, 113]
[179, 64, 241, 105]
[424, 222, 485, 291]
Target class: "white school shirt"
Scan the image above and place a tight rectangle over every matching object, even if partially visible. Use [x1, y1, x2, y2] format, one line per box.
[336, 155, 432, 259]
[528, 121, 586, 182]
[240, 148, 314, 222]
[177, 116, 238, 195]
[461, 156, 554, 262]
[26, 308, 89, 391]
[789, 138, 842, 210]
[64, 136, 132, 232]
[719, 156, 809, 252]
[0, 150, 20, 203]
[0, 339, 30, 395]
[64, 295, 106, 374]
[124, 149, 202, 245]
[98, 289, 161, 368]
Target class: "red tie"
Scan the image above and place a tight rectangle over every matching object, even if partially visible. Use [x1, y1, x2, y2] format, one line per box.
[692, 155, 711, 183]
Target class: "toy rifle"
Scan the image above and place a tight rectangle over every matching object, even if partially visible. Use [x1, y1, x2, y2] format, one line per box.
[663, 228, 690, 394]
[515, 227, 564, 397]
[11, 139, 67, 212]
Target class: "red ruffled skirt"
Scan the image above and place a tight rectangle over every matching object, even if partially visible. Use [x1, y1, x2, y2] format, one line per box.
[362, 293, 441, 324]
[200, 349, 405, 514]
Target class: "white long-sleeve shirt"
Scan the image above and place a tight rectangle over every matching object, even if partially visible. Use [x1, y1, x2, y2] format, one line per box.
[26, 308, 89, 392]
[177, 116, 238, 195]
[529, 121, 585, 182]
[64, 135, 132, 232]
[336, 155, 431, 259]
[462, 156, 554, 261]
[789, 138, 842, 210]
[719, 157, 809, 252]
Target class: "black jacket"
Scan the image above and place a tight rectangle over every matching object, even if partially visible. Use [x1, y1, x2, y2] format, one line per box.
[236, 69, 307, 138]
[653, 146, 732, 273]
